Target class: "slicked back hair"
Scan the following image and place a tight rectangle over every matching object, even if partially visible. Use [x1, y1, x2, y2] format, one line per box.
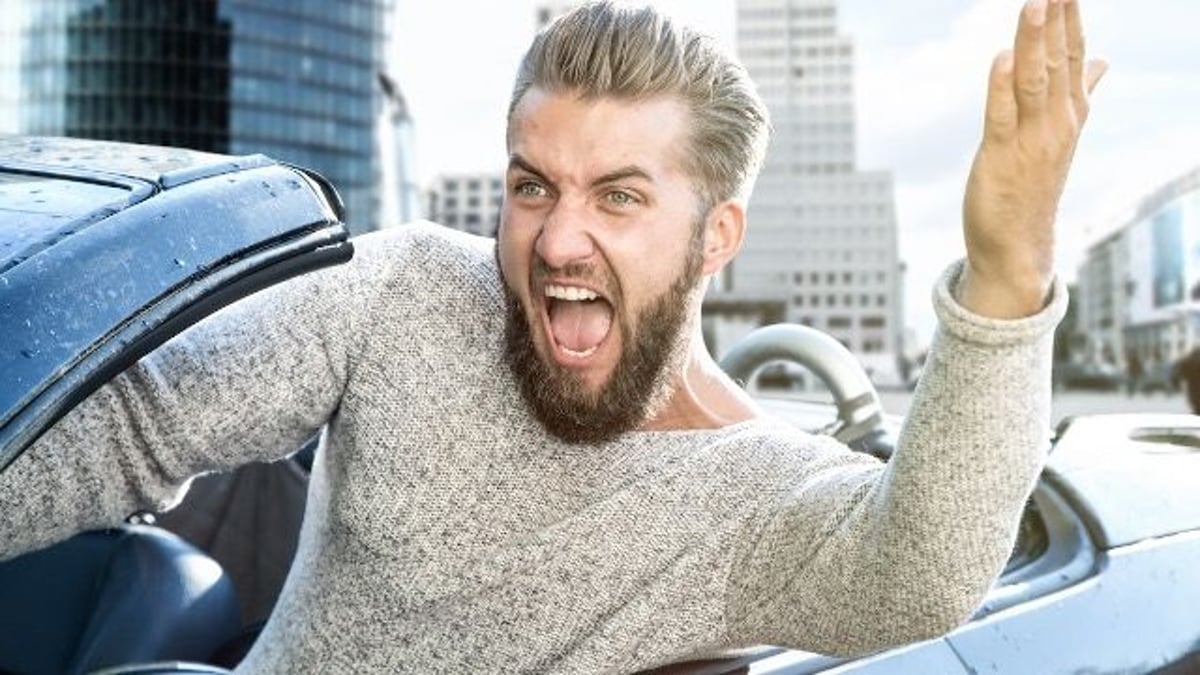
[507, 1, 771, 210]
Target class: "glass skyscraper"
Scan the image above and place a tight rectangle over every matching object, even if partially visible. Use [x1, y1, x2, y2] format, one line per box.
[0, 0, 396, 234]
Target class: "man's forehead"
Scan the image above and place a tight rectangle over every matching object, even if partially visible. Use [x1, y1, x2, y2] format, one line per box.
[506, 88, 691, 180]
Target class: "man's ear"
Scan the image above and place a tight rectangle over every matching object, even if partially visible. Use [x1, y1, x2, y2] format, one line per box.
[701, 199, 746, 276]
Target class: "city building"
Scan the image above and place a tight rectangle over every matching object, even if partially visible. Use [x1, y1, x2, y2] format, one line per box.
[535, 2, 577, 29]
[1074, 167, 1200, 377]
[425, 173, 505, 237]
[378, 71, 420, 227]
[705, 0, 906, 385]
[0, 0, 398, 235]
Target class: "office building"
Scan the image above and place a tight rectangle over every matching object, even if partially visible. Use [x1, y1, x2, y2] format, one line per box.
[378, 71, 420, 226]
[426, 173, 505, 238]
[0, 0, 397, 235]
[707, 0, 905, 385]
[535, 2, 577, 29]
[1075, 167, 1200, 371]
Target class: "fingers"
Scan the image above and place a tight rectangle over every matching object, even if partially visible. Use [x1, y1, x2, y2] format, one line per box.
[1064, 0, 1087, 111]
[1013, 0, 1049, 120]
[984, 51, 1018, 143]
[1045, 0, 1070, 107]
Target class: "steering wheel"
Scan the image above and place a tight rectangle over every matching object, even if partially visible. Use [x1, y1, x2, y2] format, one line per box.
[718, 324, 885, 444]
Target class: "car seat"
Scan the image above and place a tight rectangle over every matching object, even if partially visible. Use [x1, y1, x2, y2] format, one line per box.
[0, 524, 240, 675]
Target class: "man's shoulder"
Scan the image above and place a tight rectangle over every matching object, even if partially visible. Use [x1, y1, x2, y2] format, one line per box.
[355, 221, 494, 264]
[351, 221, 498, 289]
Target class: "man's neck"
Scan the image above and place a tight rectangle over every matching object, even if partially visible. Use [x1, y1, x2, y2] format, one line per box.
[638, 338, 766, 432]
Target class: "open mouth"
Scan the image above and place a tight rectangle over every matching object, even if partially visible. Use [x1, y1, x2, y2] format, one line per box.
[542, 283, 614, 361]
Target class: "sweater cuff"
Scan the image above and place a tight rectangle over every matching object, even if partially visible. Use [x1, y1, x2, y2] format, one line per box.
[933, 259, 1068, 347]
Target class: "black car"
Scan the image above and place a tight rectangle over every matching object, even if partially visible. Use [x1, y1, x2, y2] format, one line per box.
[1, 137, 1199, 674]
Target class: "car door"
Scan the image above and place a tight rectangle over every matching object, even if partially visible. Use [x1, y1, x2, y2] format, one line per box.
[0, 137, 352, 471]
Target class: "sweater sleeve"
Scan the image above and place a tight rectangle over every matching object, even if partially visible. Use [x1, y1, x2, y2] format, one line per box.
[726, 259, 1067, 656]
[0, 229, 402, 561]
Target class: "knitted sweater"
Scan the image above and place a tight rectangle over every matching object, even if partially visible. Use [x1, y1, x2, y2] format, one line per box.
[0, 223, 1065, 673]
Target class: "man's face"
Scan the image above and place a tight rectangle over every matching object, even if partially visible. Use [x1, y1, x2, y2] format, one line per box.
[497, 88, 708, 443]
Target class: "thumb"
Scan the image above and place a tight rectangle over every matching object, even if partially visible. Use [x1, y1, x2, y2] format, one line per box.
[1085, 58, 1109, 95]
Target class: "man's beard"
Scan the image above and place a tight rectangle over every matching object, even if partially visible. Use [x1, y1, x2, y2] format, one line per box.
[502, 234, 704, 444]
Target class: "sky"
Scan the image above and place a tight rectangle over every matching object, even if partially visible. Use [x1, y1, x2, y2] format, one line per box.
[390, 1, 1200, 344]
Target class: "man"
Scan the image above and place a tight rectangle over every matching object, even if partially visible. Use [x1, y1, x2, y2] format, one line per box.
[1175, 346, 1200, 413]
[0, 0, 1104, 672]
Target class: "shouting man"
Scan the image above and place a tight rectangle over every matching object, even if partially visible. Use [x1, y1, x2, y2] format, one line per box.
[1, 0, 1104, 672]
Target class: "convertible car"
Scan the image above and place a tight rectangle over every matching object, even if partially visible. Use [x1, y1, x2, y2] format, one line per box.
[0, 137, 1197, 674]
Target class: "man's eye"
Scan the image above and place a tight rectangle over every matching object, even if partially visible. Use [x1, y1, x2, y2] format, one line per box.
[514, 182, 547, 198]
[605, 190, 638, 206]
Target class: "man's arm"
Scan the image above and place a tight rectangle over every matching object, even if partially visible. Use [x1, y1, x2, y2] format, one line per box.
[727, 0, 1105, 655]
[0, 232, 398, 560]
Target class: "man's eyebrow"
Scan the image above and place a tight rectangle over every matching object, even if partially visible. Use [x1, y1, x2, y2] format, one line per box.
[507, 154, 549, 183]
[590, 166, 654, 187]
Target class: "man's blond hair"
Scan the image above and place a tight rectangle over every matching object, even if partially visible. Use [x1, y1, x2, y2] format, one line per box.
[508, 1, 770, 209]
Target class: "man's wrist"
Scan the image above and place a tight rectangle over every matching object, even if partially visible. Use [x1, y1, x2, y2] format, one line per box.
[958, 264, 1053, 319]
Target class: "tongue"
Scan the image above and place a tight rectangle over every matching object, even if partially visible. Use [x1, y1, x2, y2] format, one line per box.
[549, 299, 613, 353]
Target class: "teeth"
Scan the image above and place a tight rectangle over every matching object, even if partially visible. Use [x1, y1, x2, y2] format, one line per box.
[544, 284, 599, 302]
[561, 345, 598, 358]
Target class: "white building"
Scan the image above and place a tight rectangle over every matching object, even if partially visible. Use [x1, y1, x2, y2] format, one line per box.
[425, 173, 505, 237]
[535, 2, 577, 28]
[1076, 167, 1200, 371]
[705, 0, 905, 385]
[377, 72, 421, 227]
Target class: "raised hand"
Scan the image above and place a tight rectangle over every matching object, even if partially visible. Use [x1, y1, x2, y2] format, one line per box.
[960, 0, 1107, 319]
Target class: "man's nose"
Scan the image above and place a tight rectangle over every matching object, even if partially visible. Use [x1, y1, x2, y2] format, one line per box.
[535, 199, 596, 270]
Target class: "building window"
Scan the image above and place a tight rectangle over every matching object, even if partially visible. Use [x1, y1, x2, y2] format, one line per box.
[861, 316, 885, 328]
[876, 294, 887, 306]
[467, 179, 481, 191]
[828, 316, 852, 328]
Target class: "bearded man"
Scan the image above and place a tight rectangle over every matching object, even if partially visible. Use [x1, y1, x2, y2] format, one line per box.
[0, 0, 1105, 672]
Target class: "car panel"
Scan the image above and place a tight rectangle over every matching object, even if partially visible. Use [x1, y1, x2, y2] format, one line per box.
[945, 529, 1200, 673]
[0, 172, 143, 272]
[0, 136, 237, 186]
[1046, 414, 1200, 548]
[746, 638, 967, 674]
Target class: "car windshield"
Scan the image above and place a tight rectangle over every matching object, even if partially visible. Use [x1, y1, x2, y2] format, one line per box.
[0, 171, 132, 271]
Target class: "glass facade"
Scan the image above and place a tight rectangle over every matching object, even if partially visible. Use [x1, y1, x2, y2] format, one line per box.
[1, 0, 394, 234]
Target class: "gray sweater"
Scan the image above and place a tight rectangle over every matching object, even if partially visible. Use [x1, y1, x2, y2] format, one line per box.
[0, 223, 1065, 673]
